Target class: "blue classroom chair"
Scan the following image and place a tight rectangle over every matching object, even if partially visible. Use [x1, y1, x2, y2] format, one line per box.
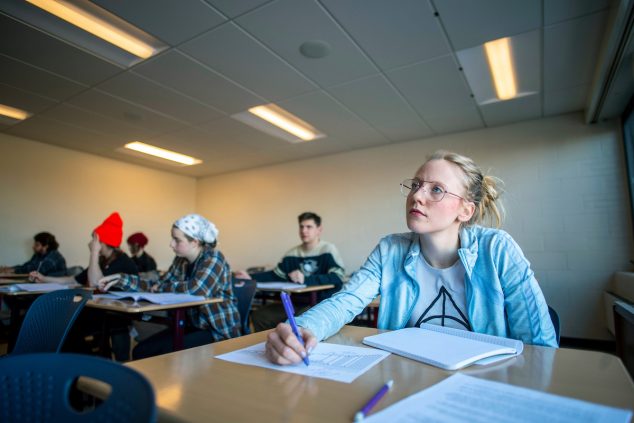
[232, 278, 257, 334]
[0, 352, 156, 422]
[11, 288, 91, 355]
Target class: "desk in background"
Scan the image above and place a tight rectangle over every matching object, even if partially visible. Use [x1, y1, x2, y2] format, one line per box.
[87, 297, 222, 351]
[256, 284, 335, 306]
[127, 326, 634, 423]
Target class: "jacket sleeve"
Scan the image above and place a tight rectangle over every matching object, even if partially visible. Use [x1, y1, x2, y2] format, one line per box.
[295, 243, 382, 341]
[496, 233, 558, 348]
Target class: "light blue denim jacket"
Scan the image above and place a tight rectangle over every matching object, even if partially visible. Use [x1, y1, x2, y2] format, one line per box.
[295, 225, 558, 347]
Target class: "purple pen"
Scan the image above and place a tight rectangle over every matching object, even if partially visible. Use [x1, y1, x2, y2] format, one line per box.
[280, 292, 310, 366]
[354, 380, 394, 421]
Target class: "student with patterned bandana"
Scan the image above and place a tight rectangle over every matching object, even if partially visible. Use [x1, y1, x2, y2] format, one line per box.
[235, 212, 346, 332]
[100, 213, 241, 359]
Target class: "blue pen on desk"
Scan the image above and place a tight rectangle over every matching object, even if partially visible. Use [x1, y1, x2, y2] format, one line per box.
[354, 380, 393, 421]
[280, 291, 309, 366]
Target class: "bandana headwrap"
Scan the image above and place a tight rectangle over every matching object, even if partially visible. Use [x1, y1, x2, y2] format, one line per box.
[174, 214, 218, 243]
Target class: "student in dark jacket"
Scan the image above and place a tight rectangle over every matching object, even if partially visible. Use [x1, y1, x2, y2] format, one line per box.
[0, 232, 67, 276]
[127, 232, 157, 273]
[234, 212, 346, 332]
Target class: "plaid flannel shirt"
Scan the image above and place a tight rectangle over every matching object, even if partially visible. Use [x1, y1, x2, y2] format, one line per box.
[119, 245, 241, 341]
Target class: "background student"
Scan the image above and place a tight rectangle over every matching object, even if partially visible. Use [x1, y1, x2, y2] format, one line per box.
[99, 213, 241, 359]
[235, 212, 346, 331]
[30, 212, 138, 286]
[265, 151, 558, 365]
[127, 232, 157, 273]
[0, 232, 67, 276]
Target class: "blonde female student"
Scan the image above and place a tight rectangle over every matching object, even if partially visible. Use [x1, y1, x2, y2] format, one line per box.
[99, 213, 241, 359]
[266, 151, 558, 365]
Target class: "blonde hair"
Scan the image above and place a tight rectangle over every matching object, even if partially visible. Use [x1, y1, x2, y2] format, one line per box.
[425, 150, 504, 227]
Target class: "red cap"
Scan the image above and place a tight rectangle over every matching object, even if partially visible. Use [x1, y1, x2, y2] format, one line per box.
[94, 212, 123, 248]
[127, 232, 148, 247]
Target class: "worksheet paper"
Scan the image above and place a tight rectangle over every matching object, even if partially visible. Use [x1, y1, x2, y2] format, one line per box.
[215, 342, 390, 383]
[363, 373, 632, 423]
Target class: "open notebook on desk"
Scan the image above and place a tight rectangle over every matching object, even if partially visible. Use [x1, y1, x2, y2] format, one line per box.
[363, 323, 523, 371]
[256, 282, 307, 290]
[93, 292, 205, 305]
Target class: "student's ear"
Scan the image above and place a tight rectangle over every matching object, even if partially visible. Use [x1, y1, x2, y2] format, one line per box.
[457, 201, 476, 223]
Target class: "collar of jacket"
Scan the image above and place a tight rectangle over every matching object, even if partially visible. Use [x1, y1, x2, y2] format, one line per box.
[402, 226, 480, 279]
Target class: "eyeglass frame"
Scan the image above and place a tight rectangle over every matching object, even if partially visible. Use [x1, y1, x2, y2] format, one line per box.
[400, 178, 470, 202]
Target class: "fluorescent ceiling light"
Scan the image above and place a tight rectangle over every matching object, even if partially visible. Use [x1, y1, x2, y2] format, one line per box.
[0, 104, 31, 121]
[124, 142, 202, 166]
[247, 104, 323, 142]
[27, 0, 155, 59]
[484, 37, 517, 100]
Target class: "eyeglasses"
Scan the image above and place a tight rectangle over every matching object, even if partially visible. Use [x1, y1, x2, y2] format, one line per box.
[400, 179, 467, 202]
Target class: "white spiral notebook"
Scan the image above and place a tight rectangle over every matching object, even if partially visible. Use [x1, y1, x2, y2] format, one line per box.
[362, 324, 523, 370]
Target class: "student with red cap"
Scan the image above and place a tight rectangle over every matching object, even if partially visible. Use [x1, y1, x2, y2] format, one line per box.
[127, 232, 157, 273]
[31, 212, 138, 287]
[29, 212, 140, 360]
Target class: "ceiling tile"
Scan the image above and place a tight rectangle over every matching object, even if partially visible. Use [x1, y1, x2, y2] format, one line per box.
[180, 22, 317, 101]
[0, 83, 57, 115]
[93, 0, 226, 45]
[134, 50, 263, 114]
[387, 55, 473, 116]
[434, 0, 541, 49]
[479, 93, 542, 126]
[544, 0, 610, 25]
[236, 0, 377, 87]
[424, 105, 484, 134]
[320, 0, 450, 70]
[6, 115, 117, 153]
[544, 11, 608, 92]
[327, 74, 433, 142]
[544, 84, 589, 116]
[276, 91, 388, 148]
[0, 54, 85, 101]
[0, 13, 122, 85]
[205, 0, 272, 18]
[97, 72, 222, 125]
[67, 89, 185, 135]
[40, 103, 153, 138]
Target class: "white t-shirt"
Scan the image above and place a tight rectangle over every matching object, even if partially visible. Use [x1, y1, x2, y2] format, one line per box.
[406, 254, 471, 331]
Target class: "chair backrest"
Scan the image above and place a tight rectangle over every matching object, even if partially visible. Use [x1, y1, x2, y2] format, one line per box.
[232, 278, 257, 334]
[66, 266, 84, 276]
[0, 352, 156, 422]
[11, 289, 91, 355]
[548, 305, 560, 346]
[614, 303, 634, 378]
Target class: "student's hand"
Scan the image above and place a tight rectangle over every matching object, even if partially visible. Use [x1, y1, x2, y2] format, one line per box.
[29, 271, 45, 283]
[89, 233, 101, 256]
[288, 270, 304, 284]
[233, 270, 252, 280]
[265, 323, 317, 365]
[98, 274, 121, 292]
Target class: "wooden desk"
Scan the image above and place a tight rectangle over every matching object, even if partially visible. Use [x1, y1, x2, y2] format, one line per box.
[127, 326, 634, 423]
[0, 278, 29, 285]
[87, 297, 222, 351]
[0, 273, 29, 279]
[257, 284, 335, 306]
